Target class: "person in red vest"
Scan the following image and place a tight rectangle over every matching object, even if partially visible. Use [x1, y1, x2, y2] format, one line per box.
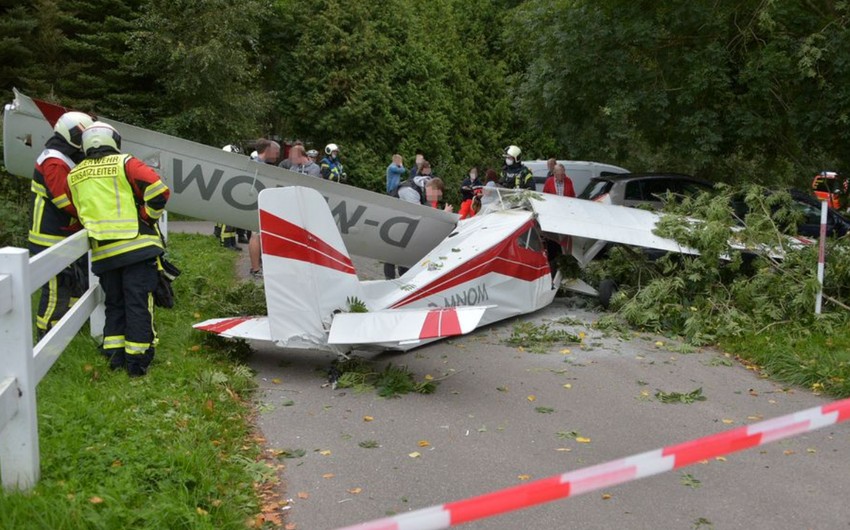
[542, 163, 576, 197]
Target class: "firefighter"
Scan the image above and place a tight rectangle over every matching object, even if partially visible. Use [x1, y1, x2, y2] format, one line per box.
[65, 122, 170, 377]
[499, 145, 535, 190]
[811, 171, 847, 210]
[215, 144, 244, 251]
[29, 111, 94, 339]
[320, 143, 347, 182]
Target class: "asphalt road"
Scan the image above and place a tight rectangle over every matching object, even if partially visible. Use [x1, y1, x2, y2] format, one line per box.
[172, 222, 850, 529]
[250, 270, 850, 529]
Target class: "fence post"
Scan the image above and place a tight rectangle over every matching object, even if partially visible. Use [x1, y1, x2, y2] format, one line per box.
[0, 248, 39, 490]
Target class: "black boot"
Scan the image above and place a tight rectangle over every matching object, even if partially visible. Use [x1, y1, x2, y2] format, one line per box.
[107, 350, 126, 371]
[126, 349, 154, 378]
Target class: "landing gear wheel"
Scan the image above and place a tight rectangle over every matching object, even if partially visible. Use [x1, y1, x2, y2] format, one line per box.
[598, 279, 617, 310]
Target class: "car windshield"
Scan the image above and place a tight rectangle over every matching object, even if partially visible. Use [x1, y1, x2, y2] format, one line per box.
[579, 179, 612, 200]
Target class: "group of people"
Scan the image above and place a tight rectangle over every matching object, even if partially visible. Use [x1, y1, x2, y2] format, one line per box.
[380, 145, 576, 279]
[214, 139, 350, 278]
[30, 112, 170, 377]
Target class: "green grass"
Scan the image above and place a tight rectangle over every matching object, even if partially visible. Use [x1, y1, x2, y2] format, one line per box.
[719, 323, 850, 398]
[0, 233, 270, 529]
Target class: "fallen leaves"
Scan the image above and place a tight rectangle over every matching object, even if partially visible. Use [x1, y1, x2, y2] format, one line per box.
[322, 473, 335, 479]
[517, 474, 531, 481]
[418, 440, 431, 447]
[318, 450, 332, 456]
[408, 452, 421, 458]
[348, 487, 363, 495]
[575, 437, 591, 444]
[297, 492, 309, 499]
[88, 496, 104, 504]
[527, 395, 537, 402]
[363, 416, 374, 422]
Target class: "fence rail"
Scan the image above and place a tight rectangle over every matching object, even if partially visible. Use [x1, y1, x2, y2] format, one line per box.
[0, 229, 103, 491]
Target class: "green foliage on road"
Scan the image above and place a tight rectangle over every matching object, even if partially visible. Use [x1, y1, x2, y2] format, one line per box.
[586, 185, 850, 397]
[0, 234, 272, 529]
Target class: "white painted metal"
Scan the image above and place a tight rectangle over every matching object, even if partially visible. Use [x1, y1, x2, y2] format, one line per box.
[0, 274, 11, 316]
[28, 230, 89, 293]
[528, 193, 698, 256]
[815, 199, 828, 315]
[0, 248, 39, 490]
[327, 306, 488, 345]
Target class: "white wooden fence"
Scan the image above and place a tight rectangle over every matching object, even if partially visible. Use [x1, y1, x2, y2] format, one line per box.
[0, 229, 104, 491]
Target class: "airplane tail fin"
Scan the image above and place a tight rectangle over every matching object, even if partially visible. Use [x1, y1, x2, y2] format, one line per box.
[258, 187, 364, 348]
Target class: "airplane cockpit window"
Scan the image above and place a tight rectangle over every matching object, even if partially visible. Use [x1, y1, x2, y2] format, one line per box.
[517, 227, 543, 252]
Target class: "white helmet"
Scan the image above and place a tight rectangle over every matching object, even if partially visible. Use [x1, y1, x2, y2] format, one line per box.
[325, 143, 339, 156]
[54, 111, 94, 149]
[306, 149, 318, 158]
[222, 144, 242, 154]
[82, 121, 121, 155]
[503, 145, 521, 159]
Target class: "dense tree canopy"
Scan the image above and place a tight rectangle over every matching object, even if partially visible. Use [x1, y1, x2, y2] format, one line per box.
[512, 0, 850, 186]
[2, 0, 850, 192]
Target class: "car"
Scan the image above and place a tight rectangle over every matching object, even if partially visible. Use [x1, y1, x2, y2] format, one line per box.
[525, 160, 629, 196]
[578, 173, 715, 209]
[732, 188, 850, 239]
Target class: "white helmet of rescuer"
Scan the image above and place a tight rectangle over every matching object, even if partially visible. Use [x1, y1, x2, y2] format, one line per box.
[222, 144, 242, 154]
[82, 121, 122, 155]
[54, 111, 94, 149]
[325, 143, 339, 156]
[503, 145, 521, 160]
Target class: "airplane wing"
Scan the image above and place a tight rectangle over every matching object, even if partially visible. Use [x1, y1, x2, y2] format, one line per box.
[527, 193, 698, 266]
[327, 306, 489, 346]
[3, 89, 458, 266]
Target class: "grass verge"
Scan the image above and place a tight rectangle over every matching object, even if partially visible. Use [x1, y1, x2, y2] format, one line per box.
[0, 233, 274, 529]
[719, 322, 850, 398]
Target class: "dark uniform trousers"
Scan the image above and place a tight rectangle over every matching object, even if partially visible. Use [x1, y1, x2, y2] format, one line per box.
[34, 252, 89, 337]
[99, 257, 159, 372]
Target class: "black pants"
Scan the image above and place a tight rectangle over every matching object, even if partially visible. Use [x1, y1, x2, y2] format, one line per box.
[98, 258, 159, 365]
[36, 255, 88, 336]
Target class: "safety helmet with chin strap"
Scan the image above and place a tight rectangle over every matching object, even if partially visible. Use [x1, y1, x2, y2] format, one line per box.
[54, 111, 94, 149]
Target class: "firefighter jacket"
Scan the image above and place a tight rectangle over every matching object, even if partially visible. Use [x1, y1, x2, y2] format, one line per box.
[66, 150, 170, 274]
[500, 162, 535, 190]
[320, 156, 345, 182]
[28, 134, 85, 252]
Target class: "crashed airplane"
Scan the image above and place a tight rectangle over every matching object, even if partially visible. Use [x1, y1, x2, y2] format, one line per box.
[4, 90, 697, 352]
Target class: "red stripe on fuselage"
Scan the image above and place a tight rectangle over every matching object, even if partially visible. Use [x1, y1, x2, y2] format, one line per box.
[392, 220, 549, 308]
[259, 209, 355, 275]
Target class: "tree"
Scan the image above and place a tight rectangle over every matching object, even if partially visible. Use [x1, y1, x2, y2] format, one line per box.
[266, 0, 511, 195]
[125, 0, 270, 145]
[511, 0, 850, 187]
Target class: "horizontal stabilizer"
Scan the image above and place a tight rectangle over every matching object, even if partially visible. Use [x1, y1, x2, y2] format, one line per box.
[193, 317, 271, 342]
[327, 306, 489, 345]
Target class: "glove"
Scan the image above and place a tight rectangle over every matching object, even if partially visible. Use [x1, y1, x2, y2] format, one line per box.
[153, 256, 181, 309]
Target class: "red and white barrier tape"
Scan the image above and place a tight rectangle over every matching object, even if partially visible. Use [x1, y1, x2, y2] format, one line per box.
[337, 398, 850, 530]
